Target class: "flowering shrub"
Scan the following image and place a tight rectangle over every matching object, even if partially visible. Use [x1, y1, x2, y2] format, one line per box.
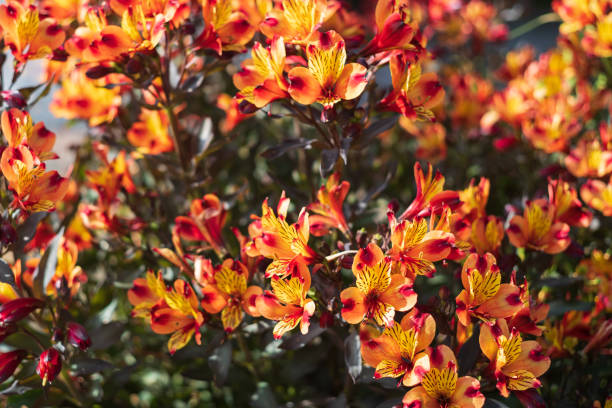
[0, 0, 611, 407]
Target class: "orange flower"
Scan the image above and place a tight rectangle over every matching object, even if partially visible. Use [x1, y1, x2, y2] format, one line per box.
[455, 253, 522, 327]
[581, 177, 612, 216]
[548, 179, 592, 228]
[287, 30, 367, 111]
[247, 193, 318, 278]
[197, 0, 255, 55]
[0, 146, 69, 212]
[480, 319, 551, 397]
[307, 172, 350, 237]
[255, 262, 315, 339]
[360, 309, 435, 386]
[387, 211, 454, 280]
[582, 12, 612, 57]
[380, 56, 445, 122]
[565, 123, 612, 178]
[47, 238, 86, 297]
[260, 0, 334, 45]
[0, 1, 64, 64]
[340, 243, 416, 327]
[199, 259, 262, 333]
[233, 35, 288, 108]
[507, 199, 571, 254]
[128, 271, 205, 354]
[174, 194, 227, 257]
[360, 0, 419, 56]
[399, 162, 461, 221]
[50, 69, 122, 126]
[469, 216, 505, 255]
[402, 345, 485, 408]
[65, 8, 133, 62]
[1, 109, 57, 160]
[126, 109, 174, 155]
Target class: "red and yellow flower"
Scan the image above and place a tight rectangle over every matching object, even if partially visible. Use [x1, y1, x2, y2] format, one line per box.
[380, 56, 445, 122]
[0, 1, 64, 64]
[340, 243, 416, 327]
[361, 309, 435, 386]
[255, 262, 315, 339]
[246, 194, 318, 278]
[480, 319, 551, 397]
[507, 198, 571, 254]
[128, 271, 205, 354]
[307, 172, 350, 237]
[260, 0, 334, 45]
[402, 345, 485, 408]
[455, 253, 522, 327]
[174, 194, 227, 257]
[199, 259, 262, 333]
[287, 30, 368, 111]
[387, 211, 454, 280]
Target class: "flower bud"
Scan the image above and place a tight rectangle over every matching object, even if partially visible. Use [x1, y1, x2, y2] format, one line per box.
[0, 350, 26, 383]
[0, 298, 44, 326]
[36, 348, 62, 386]
[67, 322, 91, 351]
[86, 64, 115, 79]
[0, 90, 26, 109]
[0, 221, 17, 245]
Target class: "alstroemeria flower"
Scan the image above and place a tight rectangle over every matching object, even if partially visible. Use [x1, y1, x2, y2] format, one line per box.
[65, 8, 133, 62]
[469, 215, 505, 255]
[582, 12, 612, 57]
[361, 309, 435, 386]
[126, 108, 174, 155]
[0, 1, 64, 64]
[548, 179, 592, 228]
[2, 109, 57, 161]
[581, 177, 612, 216]
[199, 259, 262, 333]
[307, 172, 350, 237]
[197, 0, 255, 55]
[174, 194, 227, 257]
[507, 198, 571, 254]
[402, 345, 485, 408]
[233, 35, 288, 108]
[480, 319, 551, 397]
[565, 123, 612, 178]
[128, 271, 205, 354]
[256, 262, 315, 339]
[50, 69, 122, 126]
[246, 193, 318, 278]
[260, 0, 335, 45]
[340, 243, 416, 327]
[47, 238, 87, 297]
[399, 162, 461, 221]
[360, 0, 420, 56]
[287, 30, 367, 111]
[455, 253, 522, 327]
[506, 275, 549, 336]
[387, 211, 454, 280]
[380, 57, 445, 122]
[0, 146, 69, 212]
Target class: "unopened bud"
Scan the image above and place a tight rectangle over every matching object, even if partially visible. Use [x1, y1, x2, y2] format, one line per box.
[36, 348, 62, 386]
[0, 298, 44, 326]
[0, 350, 26, 383]
[67, 322, 91, 351]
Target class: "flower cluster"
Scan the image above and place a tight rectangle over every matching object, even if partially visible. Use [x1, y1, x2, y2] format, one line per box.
[0, 0, 611, 406]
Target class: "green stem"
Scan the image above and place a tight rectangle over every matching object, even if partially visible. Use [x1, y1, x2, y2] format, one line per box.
[509, 12, 561, 40]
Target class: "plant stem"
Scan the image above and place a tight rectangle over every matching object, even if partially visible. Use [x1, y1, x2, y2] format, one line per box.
[325, 250, 358, 261]
[509, 12, 561, 40]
